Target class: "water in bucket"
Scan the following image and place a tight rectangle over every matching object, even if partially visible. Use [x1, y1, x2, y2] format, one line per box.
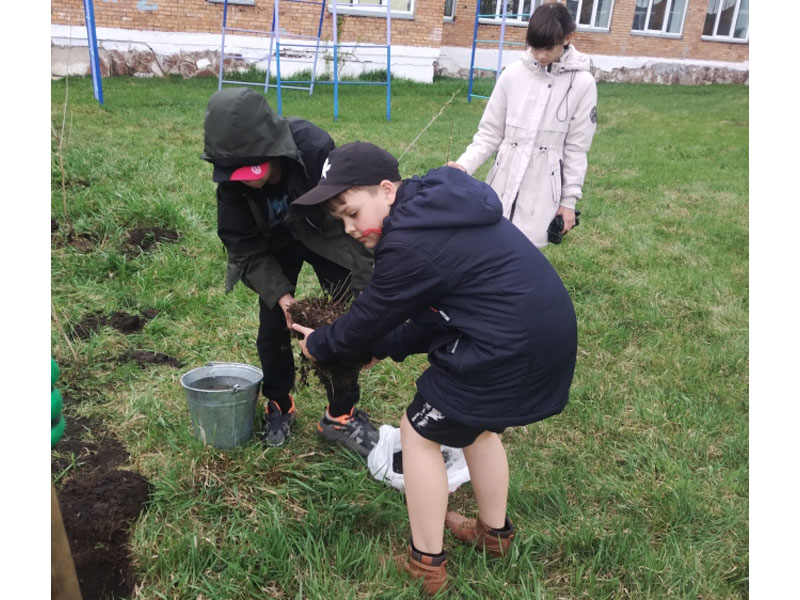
[180, 362, 263, 449]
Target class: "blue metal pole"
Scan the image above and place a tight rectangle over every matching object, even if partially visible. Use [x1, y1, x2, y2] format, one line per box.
[310, 0, 326, 95]
[275, 0, 283, 115]
[496, 0, 509, 79]
[265, 0, 277, 93]
[82, 0, 104, 105]
[468, 0, 480, 102]
[333, 2, 339, 121]
[386, 0, 391, 121]
[218, 0, 228, 90]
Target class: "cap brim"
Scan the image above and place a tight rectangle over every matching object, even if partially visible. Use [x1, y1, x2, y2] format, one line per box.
[293, 183, 352, 207]
[212, 164, 235, 183]
[212, 161, 271, 183]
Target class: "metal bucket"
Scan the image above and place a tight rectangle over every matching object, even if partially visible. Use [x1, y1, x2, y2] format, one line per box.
[180, 362, 263, 449]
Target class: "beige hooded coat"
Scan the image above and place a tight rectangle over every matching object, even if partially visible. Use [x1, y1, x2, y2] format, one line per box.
[456, 45, 597, 247]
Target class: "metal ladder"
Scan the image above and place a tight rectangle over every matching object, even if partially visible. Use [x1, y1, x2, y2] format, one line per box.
[467, 0, 527, 102]
[216, 0, 391, 121]
[329, 2, 392, 121]
[216, 0, 326, 97]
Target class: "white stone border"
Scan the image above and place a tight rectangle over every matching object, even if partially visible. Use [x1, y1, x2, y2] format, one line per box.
[51, 24, 439, 82]
[437, 44, 749, 77]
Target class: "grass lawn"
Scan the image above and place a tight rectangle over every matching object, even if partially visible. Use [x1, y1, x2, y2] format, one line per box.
[50, 74, 748, 599]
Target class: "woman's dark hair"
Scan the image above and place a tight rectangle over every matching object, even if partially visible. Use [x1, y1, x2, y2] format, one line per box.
[526, 1, 577, 48]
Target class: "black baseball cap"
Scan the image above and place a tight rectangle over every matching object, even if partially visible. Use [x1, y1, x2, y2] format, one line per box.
[293, 141, 401, 206]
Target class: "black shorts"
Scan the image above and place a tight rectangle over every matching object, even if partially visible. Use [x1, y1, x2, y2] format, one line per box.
[405, 393, 505, 448]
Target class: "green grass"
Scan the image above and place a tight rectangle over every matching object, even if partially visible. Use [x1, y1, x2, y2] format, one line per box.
[51, 74, 748, 599]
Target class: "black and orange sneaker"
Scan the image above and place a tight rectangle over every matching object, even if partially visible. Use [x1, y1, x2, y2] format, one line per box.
[317, 406, 379, 457]
[261, 395, 296, 447]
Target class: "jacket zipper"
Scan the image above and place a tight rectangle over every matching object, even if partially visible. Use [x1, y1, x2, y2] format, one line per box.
[429, 306, 462, 354]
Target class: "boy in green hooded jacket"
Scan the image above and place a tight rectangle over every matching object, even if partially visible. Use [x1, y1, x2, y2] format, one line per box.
[202, 88, 378, 455]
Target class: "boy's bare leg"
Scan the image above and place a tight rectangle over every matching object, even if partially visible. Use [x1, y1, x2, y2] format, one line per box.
[400, 413, 448, 554]
[462, 431, 509, 530]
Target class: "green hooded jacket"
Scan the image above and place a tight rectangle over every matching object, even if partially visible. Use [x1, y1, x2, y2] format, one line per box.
[202, 88, 373, 307]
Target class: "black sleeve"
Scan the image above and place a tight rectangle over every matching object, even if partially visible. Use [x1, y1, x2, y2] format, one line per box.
[287, 119, 336, 196]
[216, 183, 266, 255]
[306, 243, 448, 362]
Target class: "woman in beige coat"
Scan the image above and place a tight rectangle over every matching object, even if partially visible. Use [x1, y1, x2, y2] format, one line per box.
[449, 2, 597, 248]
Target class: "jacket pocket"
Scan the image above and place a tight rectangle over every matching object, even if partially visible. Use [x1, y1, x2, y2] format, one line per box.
[548, 152, 563, 205]
[486, 146, 504, 187]
[487, 141, 518, 188]
[224, 259, 243, 294]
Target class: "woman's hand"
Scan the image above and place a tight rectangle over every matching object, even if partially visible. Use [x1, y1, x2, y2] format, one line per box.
[290, 323, 316, 362]
[556, 206, 576, 233]
[446, 161, 467, 173]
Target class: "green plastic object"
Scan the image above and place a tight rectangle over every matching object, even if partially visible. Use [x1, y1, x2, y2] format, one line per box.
[51, 388, 63, 423]
[52, 415, 65, 448]
[52, 358, 64, 448]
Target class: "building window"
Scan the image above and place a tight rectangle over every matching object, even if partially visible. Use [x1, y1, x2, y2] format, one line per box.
[207, 0, 255, 6]
[338, 0, 414, 14]
[444, 0, 455, 20]
[478, 0, 545, 24]
[565, 0, 614, 30]
[631, 0, 687, 36]
[702, 0, 748, 41]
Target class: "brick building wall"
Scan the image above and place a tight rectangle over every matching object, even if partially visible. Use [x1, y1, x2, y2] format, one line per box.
[51, 1, 747, 82]
[442, 0, 747, 63]
[51, 0, 447, 48]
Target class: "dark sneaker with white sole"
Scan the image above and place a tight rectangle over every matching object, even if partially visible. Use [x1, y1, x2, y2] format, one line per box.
[261, 396, 296, 447]
[317, 406, 379, 457]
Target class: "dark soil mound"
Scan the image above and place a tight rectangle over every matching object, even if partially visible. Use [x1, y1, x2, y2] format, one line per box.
[109, 311, 146, 333]
[289, 297, 371, 390]
[72, 311, 108, 340]
[71, 309, 158, 340]
[52, 415, 129, 476]
[69, 233, 97, 253]
[119, 349, 183, 368]
[126, 227, 179, 253]
[53, 414, 152, 600]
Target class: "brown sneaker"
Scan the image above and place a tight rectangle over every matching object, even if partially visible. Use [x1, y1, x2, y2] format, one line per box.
[391, 544, 448, 596]
[444, 511, 515, 557]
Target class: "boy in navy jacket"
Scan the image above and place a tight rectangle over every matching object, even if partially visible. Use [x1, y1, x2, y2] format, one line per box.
[291, 141, 577, 595]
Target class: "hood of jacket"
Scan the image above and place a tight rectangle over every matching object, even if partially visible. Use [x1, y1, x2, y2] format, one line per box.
[201, 88, 300, 167]
[521, 44, 592, 76]
[383, 167, 502, 235]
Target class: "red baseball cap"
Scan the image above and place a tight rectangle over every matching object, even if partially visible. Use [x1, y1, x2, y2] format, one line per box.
[213, 161, 271, 183]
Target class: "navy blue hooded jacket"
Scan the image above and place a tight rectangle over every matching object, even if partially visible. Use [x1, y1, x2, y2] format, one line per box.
[306, 166, 577, 429]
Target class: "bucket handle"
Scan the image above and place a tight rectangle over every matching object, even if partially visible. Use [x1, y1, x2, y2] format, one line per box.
[204, 362, 247, 393]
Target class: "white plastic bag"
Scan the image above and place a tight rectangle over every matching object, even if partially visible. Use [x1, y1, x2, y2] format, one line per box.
[367, 424, 471, 493]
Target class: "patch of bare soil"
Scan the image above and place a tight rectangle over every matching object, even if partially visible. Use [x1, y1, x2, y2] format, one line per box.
[50, 219, 97, 252]
[118, 349, 183, 368]
[289, 297, 371, 390]
[52, 413, 152, 600]
[68, 232, 98, 253]
[71, 309, 159, 340]
[125, 227, 180, 254]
